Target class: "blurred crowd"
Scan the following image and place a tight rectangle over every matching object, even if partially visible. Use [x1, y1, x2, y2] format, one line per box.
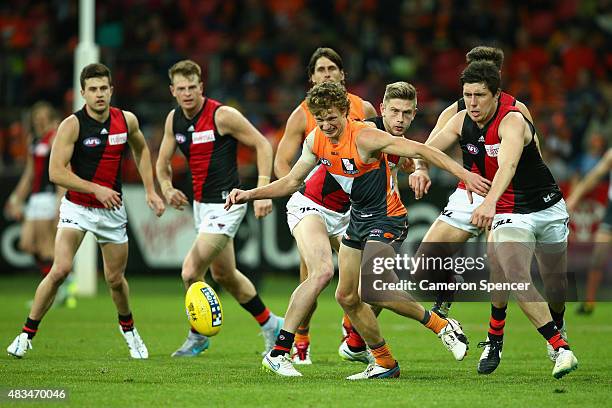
[1, 0, 611, 187]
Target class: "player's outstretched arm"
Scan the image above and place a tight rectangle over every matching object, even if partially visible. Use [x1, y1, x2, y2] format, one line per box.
[358, 126, 489, 201]
[566, 148, 612, 212]
[275, 106, 307, 179]
[156, 110, 189, 211]
[216, 105, 274, 218]
[225, 132, 318, 210]
[362, 100, 378, 119]
[49, 115, 121, 210]
[125, 111, 165, 217]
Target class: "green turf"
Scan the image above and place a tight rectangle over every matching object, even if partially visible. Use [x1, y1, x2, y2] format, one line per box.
[0, 274, 610, 407]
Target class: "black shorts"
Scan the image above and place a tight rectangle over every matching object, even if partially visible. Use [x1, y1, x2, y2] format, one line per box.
[342, 212, 408, 250]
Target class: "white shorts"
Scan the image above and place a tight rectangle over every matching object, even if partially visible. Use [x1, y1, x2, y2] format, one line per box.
[492, 199, 569, 244]
[25, 192, 57, 220]
[193, 201, 246, 238]
[437, 188, 485, 237]
[57, 197, 128, 244]
[286, 191, 350, 237]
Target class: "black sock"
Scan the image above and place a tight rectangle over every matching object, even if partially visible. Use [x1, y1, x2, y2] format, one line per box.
[270, 330, 294, 357]
[118, 313, 134, 332]
[240, 295, 270, 326]
[22, 317, 40, 339]
[537, 321, 570, 351]
[549, 306, 565, 330]
[487, 304, 507, 342]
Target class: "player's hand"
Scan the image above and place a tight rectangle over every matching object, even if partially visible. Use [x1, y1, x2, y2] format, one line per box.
[253, 199, 272, 218]
[408, 169, 432, 200]
[4, 196, 24, 221]
[146, 192, 166, 217]
[224, 188, 251, 210]
[461, 171, 491, 203]
[93, 185, 122, 210]
[162, 187, 189, 210]
[470, 200, 496, 229]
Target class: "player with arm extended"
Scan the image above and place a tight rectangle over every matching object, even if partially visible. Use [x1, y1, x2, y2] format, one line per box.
[274, 47, 377, 364]
[226, 82, 490, 379]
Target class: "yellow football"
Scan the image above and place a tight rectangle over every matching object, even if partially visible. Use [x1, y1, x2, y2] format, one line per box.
[185, 281, 223, 336]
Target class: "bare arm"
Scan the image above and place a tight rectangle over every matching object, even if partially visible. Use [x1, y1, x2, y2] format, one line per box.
[470, 113, 526, 228]
[566, 148, 612, 211]
[49, 116, 121, 210]
[216, 105, 274, 218]
[358, 127, 490, 199]
[125, 111, 165, 216]
[275, 106, 306, 178]
[155, 110, 189, 210]
[225, 133, 318, 208]
[413, 102, 459, 169]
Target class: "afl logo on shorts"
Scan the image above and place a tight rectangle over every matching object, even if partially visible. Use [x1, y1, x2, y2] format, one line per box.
[341, 158, 359, 175]
[83, 137, 101, 147]
[466, 144, 479, 155]
[175, 133, 187, 144]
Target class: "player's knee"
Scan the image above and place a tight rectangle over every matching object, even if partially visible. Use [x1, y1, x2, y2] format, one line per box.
[210, 266, 234, 286]
[181, 259, 200, 283]
[309, 264, 334, 288]
[104, 271, 125, 289]
[18, 240, 35, 255]
[335, 289, 360, 309]
[48, 261, 71, 282]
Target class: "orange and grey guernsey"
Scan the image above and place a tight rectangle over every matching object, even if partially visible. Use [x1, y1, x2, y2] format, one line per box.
[299, 92, 366, 213]
[173, 98, 240, 203]
[311, 119, 406, 218]
[66, 106, 129, 208]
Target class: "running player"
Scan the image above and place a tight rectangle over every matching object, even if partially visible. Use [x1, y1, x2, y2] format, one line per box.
[156, 59, 283, 358]
[7, 63, 165, 359]
[435, 61, 577, 378]
[565, 148, 612, 315]
[275, 47, 377, 364]
[226, 81, 491, 379]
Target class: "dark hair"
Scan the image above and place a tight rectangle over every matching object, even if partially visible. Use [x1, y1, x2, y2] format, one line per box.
[466, 46, 504, 70]
[383, 81, 417, 103]
[460, 61, 501, 95]
[306, 81, 350, 117]
[168, 59, 202, 83]
[80, 63, 112, 89]
[307, 47, 344, 80]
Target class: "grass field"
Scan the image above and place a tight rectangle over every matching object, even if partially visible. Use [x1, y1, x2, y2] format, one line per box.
[0, 274, 610, 407]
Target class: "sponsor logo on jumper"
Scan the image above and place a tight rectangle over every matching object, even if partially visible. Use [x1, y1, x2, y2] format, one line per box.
[466, 144, 479, 155]
[543, 192, 556, 203]
[341, 158, 359, 175]
[493, 218, 512, 229]
[175, 133, 187, 144]
[320, 158, 332, 166]
[485, 143, 500, 157]
[100, 128, 108, 134]
[108, 132, 127, 145]
[188, 125, 195, 132]
[193, 130, 215, 144]
[478, 135, 485, 143]
[83, 137, 102, 147]
[34, 144, 51, 156]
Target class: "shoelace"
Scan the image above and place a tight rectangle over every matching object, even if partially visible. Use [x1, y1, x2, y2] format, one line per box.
[477, 341, 500, 358]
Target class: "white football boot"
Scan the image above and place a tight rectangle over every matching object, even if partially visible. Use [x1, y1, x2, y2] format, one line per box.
[172, 331, 210, 357]
[346, 362, 400, 380]
[291, 342, 312, 365]
[119, 327, 148, 359]
[261, 315, 284, 356]
[338, 339, 374, 364]
[262, 351, 302, 377]
[7, 333, 32, 358]
[438, 318, 469, 361]
[552, 348, 578, 379]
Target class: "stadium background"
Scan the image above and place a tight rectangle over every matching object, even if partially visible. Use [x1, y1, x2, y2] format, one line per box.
[0, 0, 610, 279]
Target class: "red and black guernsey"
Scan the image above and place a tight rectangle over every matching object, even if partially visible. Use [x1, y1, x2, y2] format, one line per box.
[469, 104, 561, 214]
[66, 106, 128, 208]
[300, 165, 351, 213]
[173, 98, 240, 203]
[457, 91, 516, 190]
[31, 129, 56, 194]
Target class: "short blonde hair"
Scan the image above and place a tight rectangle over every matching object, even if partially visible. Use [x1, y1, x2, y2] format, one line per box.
[383, 82, 417, 103]
[168, 60, 202, 83]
